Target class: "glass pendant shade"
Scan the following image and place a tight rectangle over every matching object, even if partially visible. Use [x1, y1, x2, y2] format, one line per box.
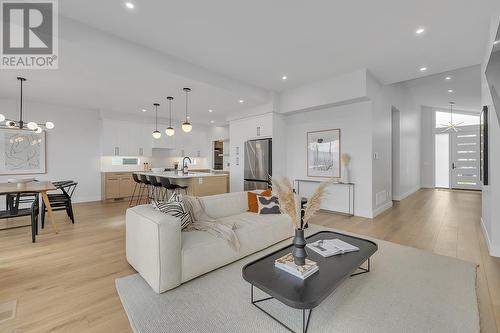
[182, 88, 192, 133]
[0, 114, 5, 122]
[35, 127, 42, 134]
[152, 103, 161, 139]
[182, 122, 192, 133]
[166, 127, 175, 136]
[27, 122, 38, 130]
[166, 96, 175, 136]
[45, 121, 55, 129]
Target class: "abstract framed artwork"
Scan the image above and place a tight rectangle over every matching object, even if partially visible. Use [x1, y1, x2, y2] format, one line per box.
[307, 129, 341, 178]
[0, 129, 46, 175]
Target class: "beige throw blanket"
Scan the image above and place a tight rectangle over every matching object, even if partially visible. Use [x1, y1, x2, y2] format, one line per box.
[185, 221, 240, 252]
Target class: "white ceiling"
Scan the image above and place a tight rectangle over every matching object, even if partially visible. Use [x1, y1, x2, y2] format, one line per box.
[59, 0, 498, 90]
[403, 65, 482, 112]
[0, 1, 497, 124]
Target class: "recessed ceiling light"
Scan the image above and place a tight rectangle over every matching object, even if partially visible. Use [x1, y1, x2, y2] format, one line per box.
[448, 89, 454, 93]
[239, 99, 244, 104]
[187, 116, 190, 119]
[282, 75, 288, 80]
[210, 120, 215, 124]
[419, 67, 427, 72]
[141, 109, 146, 112]
[125, 1, 135, 9]
[415, 27, 425, 34]
[494, 40, 500, 45]
[208, 109, 213, 113]
[445, 76, 451, 80]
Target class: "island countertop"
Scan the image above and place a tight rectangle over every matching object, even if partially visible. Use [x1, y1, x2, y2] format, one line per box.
[134, 171, 228, 179]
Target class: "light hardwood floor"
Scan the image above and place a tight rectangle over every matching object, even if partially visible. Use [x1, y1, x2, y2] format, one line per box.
[0, 188, 498, 332]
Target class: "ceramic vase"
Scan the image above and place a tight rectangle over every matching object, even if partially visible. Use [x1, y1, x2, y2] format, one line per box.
[292, 228, 307, 266]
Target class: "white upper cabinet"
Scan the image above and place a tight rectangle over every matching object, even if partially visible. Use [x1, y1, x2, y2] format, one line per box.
[101, 119, 153, 156]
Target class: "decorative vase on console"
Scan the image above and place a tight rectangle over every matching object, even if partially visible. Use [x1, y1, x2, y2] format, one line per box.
[272, 177, 334, 266]
[341, 153, 351, 183]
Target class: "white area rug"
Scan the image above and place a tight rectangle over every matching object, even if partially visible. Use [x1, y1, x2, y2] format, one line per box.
[116, 226, 479, 333]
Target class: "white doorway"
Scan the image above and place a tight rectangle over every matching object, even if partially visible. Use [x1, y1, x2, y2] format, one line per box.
[434, 110, 481, 190]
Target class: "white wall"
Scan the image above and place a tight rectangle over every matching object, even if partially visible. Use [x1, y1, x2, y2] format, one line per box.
[280, 69, 369, 113]
[481, 15, 500, 257]
[284, 101, 373, 218]
[371, 78, 421, 214]
[0, 98, 101, 203]
[420, 106, 435, 188]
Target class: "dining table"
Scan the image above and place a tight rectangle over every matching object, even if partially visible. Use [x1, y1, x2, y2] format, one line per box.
[0, 181, 59, 234]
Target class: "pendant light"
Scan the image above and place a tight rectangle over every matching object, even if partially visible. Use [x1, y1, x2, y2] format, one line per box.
[441, 102, 463, 132]
[165, 96, 175, 136]
[152, 103, 161, 139]
[181, 87, 192, 133]
[0, 77, 55, 132]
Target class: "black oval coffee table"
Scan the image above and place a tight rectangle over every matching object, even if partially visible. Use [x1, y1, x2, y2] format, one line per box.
[242, 230, 378, 333]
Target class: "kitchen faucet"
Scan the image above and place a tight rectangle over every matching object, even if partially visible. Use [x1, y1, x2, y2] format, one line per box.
[182, 157, 192, 174]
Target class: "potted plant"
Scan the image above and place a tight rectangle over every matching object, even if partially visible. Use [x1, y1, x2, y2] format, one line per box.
[272, 177, 333, 266]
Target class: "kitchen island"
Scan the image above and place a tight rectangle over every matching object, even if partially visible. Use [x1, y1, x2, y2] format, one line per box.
[135, 171, 229, 197]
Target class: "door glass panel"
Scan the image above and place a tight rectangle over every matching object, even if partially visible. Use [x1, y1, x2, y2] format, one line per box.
[435, 133, 450, 188]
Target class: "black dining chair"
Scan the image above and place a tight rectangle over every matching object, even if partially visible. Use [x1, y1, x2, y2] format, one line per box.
[0, 193, 40, 243]
[41, 181, 78, 229]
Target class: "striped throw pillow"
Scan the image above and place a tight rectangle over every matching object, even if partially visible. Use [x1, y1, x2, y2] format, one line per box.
[152, 200, 192, 229]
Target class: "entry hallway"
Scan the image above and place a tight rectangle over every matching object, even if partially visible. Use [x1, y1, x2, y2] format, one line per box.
[0, 189, 498, 332]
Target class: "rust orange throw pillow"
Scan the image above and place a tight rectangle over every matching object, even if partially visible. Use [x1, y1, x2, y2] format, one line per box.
[248, 188, 272, 213]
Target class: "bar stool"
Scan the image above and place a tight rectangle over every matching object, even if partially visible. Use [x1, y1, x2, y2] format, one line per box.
[147, 175, 165, 201]
[159, 177, 188, 199]
[139, 174, 153, 204]
[129, 173, 143, 207]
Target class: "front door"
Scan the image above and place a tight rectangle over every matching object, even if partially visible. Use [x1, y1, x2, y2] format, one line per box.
[451, 129, 481, 190]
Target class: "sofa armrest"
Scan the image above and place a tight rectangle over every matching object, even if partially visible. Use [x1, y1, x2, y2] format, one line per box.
[126, 204, 182, 293]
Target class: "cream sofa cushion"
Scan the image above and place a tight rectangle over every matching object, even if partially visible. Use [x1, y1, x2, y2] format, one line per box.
[198, 191, 248, 219]
[181, 212, 293, 282]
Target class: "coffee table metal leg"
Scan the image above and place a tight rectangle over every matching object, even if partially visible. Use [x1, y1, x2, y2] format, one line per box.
[250, 284, 313, 333]
[350, 258, 370, 277]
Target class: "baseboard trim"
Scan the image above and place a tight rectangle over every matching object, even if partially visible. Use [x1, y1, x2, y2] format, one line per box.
[393, 186, 420, 201]
[373, 201, 393, 218]
[481, 217, 500, 257]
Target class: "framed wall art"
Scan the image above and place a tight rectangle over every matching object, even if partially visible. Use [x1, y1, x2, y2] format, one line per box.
[0, 129, 46, 175]
[307, 129, 341, 178]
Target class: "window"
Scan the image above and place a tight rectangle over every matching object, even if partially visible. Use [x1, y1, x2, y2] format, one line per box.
[112, 157, 139, 165]
[435, 111, 480, 128]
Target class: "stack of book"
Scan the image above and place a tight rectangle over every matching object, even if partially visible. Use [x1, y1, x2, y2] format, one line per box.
[306, 238, 359, 257]
[274, 253, 318, 279]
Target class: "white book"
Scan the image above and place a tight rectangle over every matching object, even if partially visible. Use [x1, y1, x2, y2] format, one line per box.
[306, 239, 360, 257]
[274, 253, 319, 280]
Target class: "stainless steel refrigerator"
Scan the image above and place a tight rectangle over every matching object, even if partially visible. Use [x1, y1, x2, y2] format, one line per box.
[244, 138, 272, 191]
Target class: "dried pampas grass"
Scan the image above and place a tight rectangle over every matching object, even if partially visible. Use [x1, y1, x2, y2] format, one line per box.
[272, 176, 334, 229]
[302, 179, 335, 228]
[271, 176, 298, 228]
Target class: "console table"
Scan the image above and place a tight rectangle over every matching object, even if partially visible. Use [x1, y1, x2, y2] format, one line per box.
[295, 179, 355, 216]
